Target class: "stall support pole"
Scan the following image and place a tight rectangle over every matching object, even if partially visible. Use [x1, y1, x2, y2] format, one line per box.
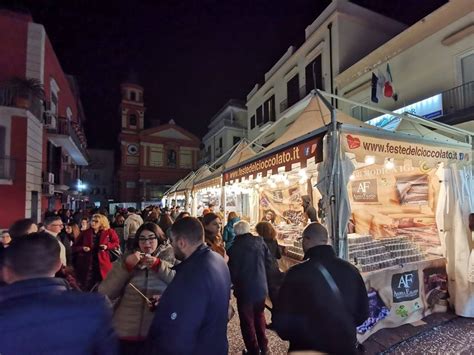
[315, 89, 347, 259]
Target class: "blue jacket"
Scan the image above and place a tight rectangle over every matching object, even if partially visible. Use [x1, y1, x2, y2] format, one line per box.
[228, 233, 274, 304]
[0, 277, 118, 355]
[222, 217, 240, 250]
[148, 244, 231, 355]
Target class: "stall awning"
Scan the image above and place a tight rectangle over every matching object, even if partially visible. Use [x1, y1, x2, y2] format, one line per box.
[194, 168, 222, 191]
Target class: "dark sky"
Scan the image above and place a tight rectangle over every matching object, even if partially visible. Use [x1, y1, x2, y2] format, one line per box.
[4, 0, 446, 149]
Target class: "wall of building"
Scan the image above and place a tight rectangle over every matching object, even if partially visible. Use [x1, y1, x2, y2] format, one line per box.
[246, 1, 406, 145]
[337, 13, 474, 118]
[0, 112, 27, 229]
[0, 10, 29, 82]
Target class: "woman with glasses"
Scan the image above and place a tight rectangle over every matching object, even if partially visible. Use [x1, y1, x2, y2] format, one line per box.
[99, 222, 175, 355]
[73, 214, 120, 291]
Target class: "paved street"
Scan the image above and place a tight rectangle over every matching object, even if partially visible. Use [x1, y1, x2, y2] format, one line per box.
[385, 317, 474, 354]
[227, 299, 474, 355]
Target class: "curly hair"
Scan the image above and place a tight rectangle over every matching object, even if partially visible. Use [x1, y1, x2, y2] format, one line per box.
[92, 214, 110, 230]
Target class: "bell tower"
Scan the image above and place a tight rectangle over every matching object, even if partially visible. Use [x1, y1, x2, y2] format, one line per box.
[120, 73, 145, 133]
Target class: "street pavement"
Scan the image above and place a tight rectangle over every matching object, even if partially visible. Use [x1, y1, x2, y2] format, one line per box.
[384, 317, 474, 354]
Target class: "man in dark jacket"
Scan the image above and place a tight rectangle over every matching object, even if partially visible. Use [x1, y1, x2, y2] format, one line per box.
[228, 220, 274, 355]
[301, 195, 318, 222]
[148, 217, 231, 355]
[273, 222, 368, 354]
[0, 233, 118, 355]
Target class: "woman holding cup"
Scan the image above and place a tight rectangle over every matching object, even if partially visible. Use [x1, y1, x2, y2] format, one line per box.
[99, 222, 175, 355]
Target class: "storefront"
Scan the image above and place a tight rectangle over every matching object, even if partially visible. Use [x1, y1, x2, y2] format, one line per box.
[192, 171, 223, 216]
[223, 93, 474, 340]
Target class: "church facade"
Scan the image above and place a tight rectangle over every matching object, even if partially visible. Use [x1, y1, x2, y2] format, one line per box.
[117, 81, 200, 203]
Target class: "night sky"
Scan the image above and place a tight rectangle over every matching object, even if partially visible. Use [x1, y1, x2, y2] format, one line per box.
[3, 0, 446, 149]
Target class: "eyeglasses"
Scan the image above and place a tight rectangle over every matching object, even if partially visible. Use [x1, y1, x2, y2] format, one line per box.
[91, 220, 99, 223]
[139, 236, 158, 242]
[51, 223, 64, 227]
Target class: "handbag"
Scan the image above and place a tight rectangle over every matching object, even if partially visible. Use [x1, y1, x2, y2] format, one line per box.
[109, 247, 122, 262]
[107, 230, 122, 262]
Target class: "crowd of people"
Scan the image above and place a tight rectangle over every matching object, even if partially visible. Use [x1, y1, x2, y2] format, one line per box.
[0, 203, 369, 355]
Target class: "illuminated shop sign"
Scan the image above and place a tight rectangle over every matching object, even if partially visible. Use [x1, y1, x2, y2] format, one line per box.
[367, 94, 443, 130]
[223, 135, 323, 183]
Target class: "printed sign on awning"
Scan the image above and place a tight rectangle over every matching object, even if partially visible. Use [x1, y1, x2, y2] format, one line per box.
[223, 135, 323, 183]
[342, 133, 470, 167]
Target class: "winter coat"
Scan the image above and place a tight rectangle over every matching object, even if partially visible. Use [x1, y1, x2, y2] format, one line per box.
[222, 217, 240, 250]
[228, 233, 274, 304]
[0, 277, 118, 355]
[73, 228, 120, 286]
[263, 237, 281, 260]
[98, 246, 176, 339]
[272, 245, 369, 354]
[148, 244, 231, 355]
[123, 213, 144, 240]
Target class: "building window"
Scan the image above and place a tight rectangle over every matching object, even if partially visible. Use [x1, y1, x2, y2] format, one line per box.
[126, 181, 136, 189]
[256, 106, 263, 126]
[250, 115, 256, 129]
[167, 149, 177, 167]
[233, 136, 240, 145]
[219, 137, 223, 149]
[287, 74, 300, 108]
[130, 91, 136, 101]
[461, 53, 474, 83]
[305, 55, 323, 95]
[129, 114, 137, 126]
[263, 95, 275, 123]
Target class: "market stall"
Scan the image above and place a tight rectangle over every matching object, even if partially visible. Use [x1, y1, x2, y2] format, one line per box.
[162, 177, 186, 208]
[192, 169, 223, 216]
[223, 92, 474, 340]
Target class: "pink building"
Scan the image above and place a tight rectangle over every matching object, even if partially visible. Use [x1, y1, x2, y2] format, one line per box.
[0, 10, 88, 229]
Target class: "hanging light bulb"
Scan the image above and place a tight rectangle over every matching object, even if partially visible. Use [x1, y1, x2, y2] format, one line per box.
[365, 155, 375, 165]
[384, 158, 395, 170]
[349, 174, 355, 181]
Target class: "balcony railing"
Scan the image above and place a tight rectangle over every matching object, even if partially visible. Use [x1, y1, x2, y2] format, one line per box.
[49, 116, 90, 162]
[0, 156, 15, 180]
[442, 80, 474, 115]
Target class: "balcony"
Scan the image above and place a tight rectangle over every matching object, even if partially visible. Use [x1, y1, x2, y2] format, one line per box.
[0, 156, 15, 181]
[440, 81, 474, 124]
[203, 118, 245, 142]
[47, 116, 89, 166]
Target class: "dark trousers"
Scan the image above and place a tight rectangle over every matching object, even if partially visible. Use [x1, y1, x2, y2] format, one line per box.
[237, 299, 268, 355]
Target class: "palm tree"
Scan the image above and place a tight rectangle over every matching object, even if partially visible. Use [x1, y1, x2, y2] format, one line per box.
[0, 77, 45, 109]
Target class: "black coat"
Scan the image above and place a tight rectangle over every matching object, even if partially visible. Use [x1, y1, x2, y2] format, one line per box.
[148, 244, 231, 355]
[228, 233, 274, 304]
[273, 245, 368, 354]
[0, 277, 118, 355]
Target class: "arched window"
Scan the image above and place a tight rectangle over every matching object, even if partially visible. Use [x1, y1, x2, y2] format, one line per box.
[129, 114, 137, 126]
[130, 91, 136, 101]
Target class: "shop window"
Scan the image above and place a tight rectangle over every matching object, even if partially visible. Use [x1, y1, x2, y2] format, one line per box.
[129, 114, 137, 126]
[287, 74, 300, 108]
[305, 55, 323, 94]
[250, 115, 256, 129]
[263, 95, 275, 123]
